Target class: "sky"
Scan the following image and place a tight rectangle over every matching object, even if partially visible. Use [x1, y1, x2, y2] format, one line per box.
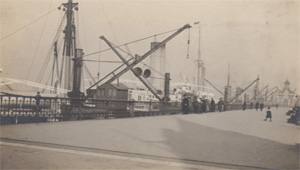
[0, 0, 299, 97]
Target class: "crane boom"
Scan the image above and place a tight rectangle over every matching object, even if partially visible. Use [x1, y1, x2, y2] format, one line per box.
[204, 79, 224, 96]
[99, 36, 163, 101]
[266, 86, 278, 98]
[228, 77, 259, 103]
[87, 24, 191, 90]
[256, 85, 268, 97]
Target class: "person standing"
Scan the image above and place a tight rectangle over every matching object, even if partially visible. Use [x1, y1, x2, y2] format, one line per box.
[192, 96, 199, 113]
[217, 98, 223, 112]
[35, 91, 42, 114]
[260, 103, 264, 111]
[201, 98, 207, 113]
[243, 102, 247, 111]
[275, 103, 279, 109]
[255, 101, 259, 111]
[264, 107, 272, 122]
[210, 98, 216, 112]
[182, 94, 190, 114]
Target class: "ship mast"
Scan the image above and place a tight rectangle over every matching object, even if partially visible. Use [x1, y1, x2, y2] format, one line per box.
[194, 21, 205, 93]
[62, 0, 78, 93]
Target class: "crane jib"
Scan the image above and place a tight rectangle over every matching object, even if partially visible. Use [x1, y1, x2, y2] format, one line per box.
[87, 24, 191, 90]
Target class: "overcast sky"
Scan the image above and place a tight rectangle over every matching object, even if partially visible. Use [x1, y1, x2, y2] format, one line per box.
[1, 0, 299, 96]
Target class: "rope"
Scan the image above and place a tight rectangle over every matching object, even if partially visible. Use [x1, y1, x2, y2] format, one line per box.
[26, 0, 54, 82]
[76, 10, 80, 48]
[186, 28, 190, 59]
[105, 40, 164, 78]
[98, 40, 101, 78]
[82, 28, 178, 58]
[100, 1, 119, 44]
[80, 59, 123, 63]
[35, 13, 66, 85]
[3, 27, 28, 76]
[0, 7, 58, 41]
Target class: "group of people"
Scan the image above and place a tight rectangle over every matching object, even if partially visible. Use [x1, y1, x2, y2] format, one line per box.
[181, 95, 226, 114]
[242, 101, 266, 111]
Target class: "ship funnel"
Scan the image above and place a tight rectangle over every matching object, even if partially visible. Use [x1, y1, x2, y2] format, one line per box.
[143, 69, 151, 78]
[133, 67, 142, 76]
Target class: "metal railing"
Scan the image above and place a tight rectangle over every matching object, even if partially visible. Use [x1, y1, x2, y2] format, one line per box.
[0, 95, 181, 124]
[0, 95, 263, 125]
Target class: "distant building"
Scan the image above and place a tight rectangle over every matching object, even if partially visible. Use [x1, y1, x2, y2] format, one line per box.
[96, 83, 129, 101]
[276, 79, 297, 107]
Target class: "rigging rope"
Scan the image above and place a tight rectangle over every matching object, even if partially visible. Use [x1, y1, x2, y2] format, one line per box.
[0, 7, 58, 41]
[100, 1, 119, 44]
[80, 59, 123, 63]
[76, 10, 80, 48]
[105, 39, 164, 78]
[186, 28, 190, 59]
[82, 28, 178, 58]
[98, 39, 101, 78]
[83, 62, 95, 85]
[26, 0, 55, 82]
[35, 13, 66, 85]
[3, 27, 29, 76]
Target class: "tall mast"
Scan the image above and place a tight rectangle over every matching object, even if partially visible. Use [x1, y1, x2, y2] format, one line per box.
[227, 63, 230, 87]
[224, 63, 231, 103]
[62, 0, 78, 93]
[194, 21, 203, 92]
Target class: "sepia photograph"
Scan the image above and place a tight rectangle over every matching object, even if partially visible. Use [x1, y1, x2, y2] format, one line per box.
[0, 0, 299, 169]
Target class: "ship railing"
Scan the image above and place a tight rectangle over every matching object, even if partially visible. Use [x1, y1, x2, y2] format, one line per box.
[0, 95, 181, 124]
[1, 95, 260, 125]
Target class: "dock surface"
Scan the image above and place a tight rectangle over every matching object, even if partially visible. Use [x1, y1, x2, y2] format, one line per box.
[1, 108, 299, 170]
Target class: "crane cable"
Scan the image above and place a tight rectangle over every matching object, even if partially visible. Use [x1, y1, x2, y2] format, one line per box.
[105, 39, 165, 78]
[186, 28, 190, 59]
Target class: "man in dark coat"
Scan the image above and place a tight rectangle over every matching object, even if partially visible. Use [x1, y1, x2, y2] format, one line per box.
[255, 101, 259, 111]
[217, 98, 223, 112]
[35, 91, 41, 112]
[260, 103, 264, 111]
[243, 102, 247, 111]
[182, 95, 190, 114]
[210, 98, 215, 112]
[192, 96, 199, 113]
[201, 98, 207, 113]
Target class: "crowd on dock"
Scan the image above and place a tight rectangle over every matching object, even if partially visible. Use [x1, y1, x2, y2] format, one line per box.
[181, 94, 226, 114]
[180, 94, 270, 114]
